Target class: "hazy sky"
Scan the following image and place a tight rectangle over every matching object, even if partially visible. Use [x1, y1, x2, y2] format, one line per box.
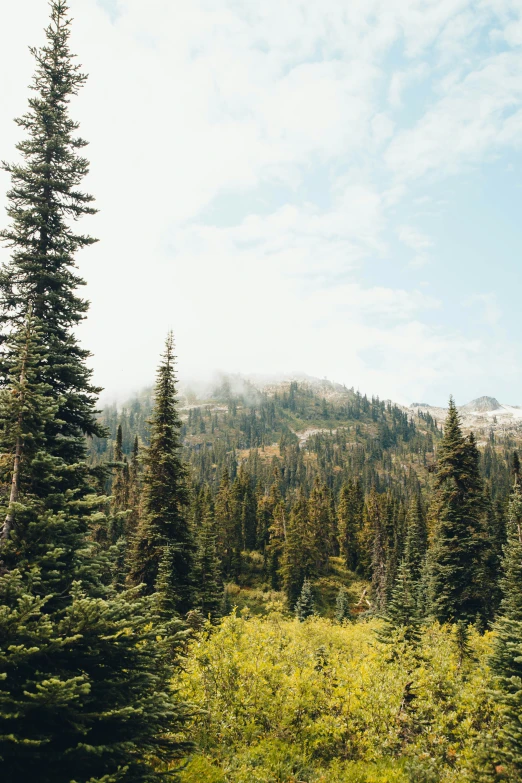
[1, 0, 521, 406]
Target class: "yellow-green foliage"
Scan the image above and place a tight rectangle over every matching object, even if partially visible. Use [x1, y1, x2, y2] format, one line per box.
[178, 612, 500, 783]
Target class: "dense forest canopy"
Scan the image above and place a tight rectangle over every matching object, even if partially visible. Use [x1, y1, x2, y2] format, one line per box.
[1, 4, 522, 783]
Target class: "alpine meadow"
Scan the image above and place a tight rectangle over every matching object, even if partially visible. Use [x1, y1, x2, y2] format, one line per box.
[2, 3, 522, 783]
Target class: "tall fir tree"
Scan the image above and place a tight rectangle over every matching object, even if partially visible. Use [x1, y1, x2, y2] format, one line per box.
[404, 495, 427, 586]
[489, 480, 522, 775]
[428, 399, 490, 625]
[128, 332, 194, 614]
[0, 0, 103, 468]
[281, 492, 313, 606]
[127, 434, 142, 534]
[0, 5, 193, 780]
[295, 577, 315, 621]
[308, 480, 334, 572]
[215, 466, 242, 578]
[111, 424, 128, 513]
[377, 560, 422, 648]
[337, 480, 362, 572]
[0, 312, 56, 548]
[194, 493, 223, 620]
[0, 1, 104, 597]
[335, 585, 352, 623]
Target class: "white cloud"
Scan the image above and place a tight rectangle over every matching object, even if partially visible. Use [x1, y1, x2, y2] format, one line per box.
[388, 64, 429, 109]
[465, 293, 503, 326]
[386, 51, 522, 181]
[0, 0, 521, 406]
[397, 225, 433, 268]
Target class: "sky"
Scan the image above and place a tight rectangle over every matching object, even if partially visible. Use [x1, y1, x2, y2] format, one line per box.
[0, 0, 521, 407]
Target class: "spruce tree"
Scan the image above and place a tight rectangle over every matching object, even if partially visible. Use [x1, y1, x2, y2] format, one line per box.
[127, 434, 141, 534]
[337, 480, 362, 572]
[369, 490, 388, 611]
[265, 496, 286, 590]
[194, 497, 223, 620]
[377, 560, 422, 647]
[0, 0, 103, 467]
[0, 8, 194, 779]
[295, 578, 315, 621]
[0, 312, 56, 548]
[428, 399, 490, 624]
[404, 495, 427, 585]
[128, 332, 194, 615]
[335, 585, 352, 623]
[489, 481, 522, 774]
[111, 424, 128, 513]
[215, 467, 241, 577]
[281, 493, 313, 606]
[308, 480, 335, 572]
[0, 569, 193, 783]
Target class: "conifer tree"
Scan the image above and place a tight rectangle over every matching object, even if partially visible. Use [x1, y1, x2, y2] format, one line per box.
[281, 493, 313, 606]
[489, 481, 522, 774]
[369, 490, 388, 611]
[111, 424, 128, 513]
[335, 585, 352, 623]
[308, 480, 335, 571]
[265, 497, 286, 590]
[358, 488, 377, 579]
[128, 332, 194, 614]
[0, 312, 55, 548]
[127, 434, 141, 534]
[215, 467, 241, 577]
[404, 495, 427, 585]
[295, 577, 315, 621]
[0, 569, 193, 783]
[337, 480, 362, 572]
[0, 6, 193, 779]
[0, 0, 103, 467]
[428, 399, 490, 624]
[377, 560, 422, 647]
[194, 498, 223, 620]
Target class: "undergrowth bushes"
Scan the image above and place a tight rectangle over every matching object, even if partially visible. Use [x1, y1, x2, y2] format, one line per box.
[177, 612, 499, 783]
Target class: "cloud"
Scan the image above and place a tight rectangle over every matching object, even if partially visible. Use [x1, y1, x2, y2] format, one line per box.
[0, 0, 521, 406]
[397, 225, 433, 268]
[386, 50, 522, 181]
[388, 64, 429, 109]
[465, 293, 503, 326]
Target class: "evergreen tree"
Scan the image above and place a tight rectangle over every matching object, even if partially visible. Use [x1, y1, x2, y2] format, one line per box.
[215, 467, 241, 577]
[111, 424, 128, 513]
[489, 481, 522, 774]
[127, 434, 141, 534]
[0, 0, 103, 467]
[337, 480, 362, 572]
[0, 312, 55, 549]
[220, 586, 232, 616]
[377, 560, 422, 647]
[308, 480, 335, 571]
[281, 493, 313, 606]
[128, 332, 194, 614]
[428, 399, 490, 624]
[0, 569, 193, 783]
[369, 490, 388, 612]
[265, 496, 286, 590]
[0, 6, 193, 780]
[194, 497, 223, 620]
[295, 578, 315, 621]
[335, 585, 351, 623]
[404, 495, 427, 586]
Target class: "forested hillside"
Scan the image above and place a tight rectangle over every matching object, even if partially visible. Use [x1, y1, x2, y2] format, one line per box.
[87, 376, 516, 613]
[2, 4, 522, 783]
